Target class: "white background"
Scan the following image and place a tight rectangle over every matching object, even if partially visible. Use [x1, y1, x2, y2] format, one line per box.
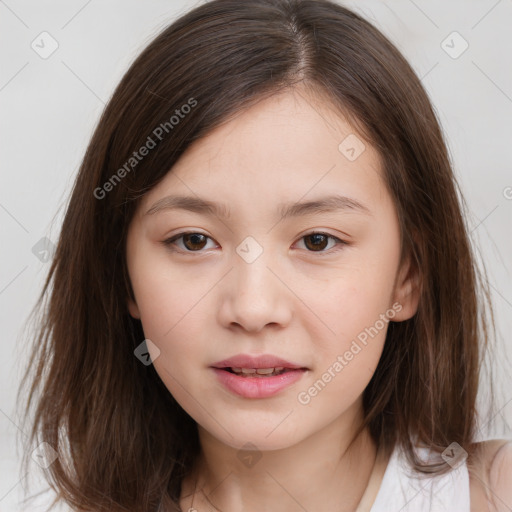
[1, 0, 511, 510]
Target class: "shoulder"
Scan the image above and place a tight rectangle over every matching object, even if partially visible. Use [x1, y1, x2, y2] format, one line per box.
[468, 439, 512, 512]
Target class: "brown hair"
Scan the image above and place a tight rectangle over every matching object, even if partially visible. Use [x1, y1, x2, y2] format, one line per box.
[18, 0, 497, 510]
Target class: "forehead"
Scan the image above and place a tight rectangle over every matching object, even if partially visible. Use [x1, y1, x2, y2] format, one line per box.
[139, 88, 388, 220]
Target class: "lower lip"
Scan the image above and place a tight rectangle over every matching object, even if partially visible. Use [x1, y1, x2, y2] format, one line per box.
[212, 368, 307, 398]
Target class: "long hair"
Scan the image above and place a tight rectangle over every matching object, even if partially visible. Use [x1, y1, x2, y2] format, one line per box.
[18, 0, 496, 510]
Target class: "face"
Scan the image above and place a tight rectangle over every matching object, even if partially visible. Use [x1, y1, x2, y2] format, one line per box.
[126, 87, 419, 451]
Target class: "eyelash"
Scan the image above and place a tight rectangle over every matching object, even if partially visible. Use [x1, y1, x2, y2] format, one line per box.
[162, 231, 348, 256]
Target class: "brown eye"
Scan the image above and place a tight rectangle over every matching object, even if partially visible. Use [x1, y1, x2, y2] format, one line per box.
[163, 232, 214, 252]
[163, 231, 347, 255]
[182, 233, 208, 250]
[303, 233, 330, 251]
[296, 232, 347, 254]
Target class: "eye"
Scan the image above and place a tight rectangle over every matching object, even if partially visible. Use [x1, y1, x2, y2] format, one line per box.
[162, 232, 217, 252]
[162, 231, 347, 254]
[294, 232, 347, 254]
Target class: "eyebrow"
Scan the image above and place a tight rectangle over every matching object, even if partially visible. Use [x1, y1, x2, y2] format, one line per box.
[145, 193, 372, 219]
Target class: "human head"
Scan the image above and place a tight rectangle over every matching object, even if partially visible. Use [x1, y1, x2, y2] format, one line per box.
[20, 1, 487, 510]
[125, 83, 419, 452]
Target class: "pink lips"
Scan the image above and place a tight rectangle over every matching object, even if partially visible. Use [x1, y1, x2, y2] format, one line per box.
[211, 354, 305, 370]
[210, 353, 308, 399]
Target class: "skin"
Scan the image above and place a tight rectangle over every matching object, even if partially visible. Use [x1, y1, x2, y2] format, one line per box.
[126, 86, 421, 511]
[468, 440, 512, 512]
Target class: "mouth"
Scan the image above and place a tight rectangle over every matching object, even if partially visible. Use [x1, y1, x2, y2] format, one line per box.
[211, 365, 308, 398]
[211, 353, 308, 372]
[221, 366, 296, 377]
[210, 354, 309, 397]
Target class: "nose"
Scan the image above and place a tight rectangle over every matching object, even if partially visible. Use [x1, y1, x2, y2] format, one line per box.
[217, 247, 293, 333]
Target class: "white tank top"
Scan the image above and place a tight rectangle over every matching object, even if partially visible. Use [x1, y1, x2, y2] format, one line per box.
[370, 443, 471, 512]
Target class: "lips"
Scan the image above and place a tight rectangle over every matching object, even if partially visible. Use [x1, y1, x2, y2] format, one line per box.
[210, 354, 309, 398]
[211, 354, 307, 371]
[212, 367, 307, 398]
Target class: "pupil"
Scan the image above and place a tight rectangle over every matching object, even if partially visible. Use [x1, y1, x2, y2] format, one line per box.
[184, 233, 207, 250]
[305, 234, 327, 251]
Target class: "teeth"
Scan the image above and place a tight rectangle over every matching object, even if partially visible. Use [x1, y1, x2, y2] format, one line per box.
[255, 368, 275, 375]
[230, 366, 287, 376]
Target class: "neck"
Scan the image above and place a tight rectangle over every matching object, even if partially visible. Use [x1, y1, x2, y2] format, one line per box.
[181, 401, 379, 512]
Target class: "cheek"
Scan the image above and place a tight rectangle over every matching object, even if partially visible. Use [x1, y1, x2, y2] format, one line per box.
[290, 244, 398, 392]
[334, 284, 394, 347]
[128, 242, 209, 339]
[132, 271, 210, 410]
[127, 245, 213, 343]
[296, 262, 396, 348]
[294, 281, 391, 415]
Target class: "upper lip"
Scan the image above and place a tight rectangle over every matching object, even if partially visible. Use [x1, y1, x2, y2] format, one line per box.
[211, 354, 307, 370]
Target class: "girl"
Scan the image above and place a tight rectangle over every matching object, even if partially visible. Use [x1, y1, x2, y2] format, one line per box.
[18, 0, 512, 511]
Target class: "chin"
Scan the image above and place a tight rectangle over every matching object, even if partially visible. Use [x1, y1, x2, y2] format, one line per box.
[198, 418, 306, 453]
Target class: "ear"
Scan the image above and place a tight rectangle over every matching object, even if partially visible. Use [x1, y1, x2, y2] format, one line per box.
[391, 251, 421, 322]
[127, 297, 141, 319]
